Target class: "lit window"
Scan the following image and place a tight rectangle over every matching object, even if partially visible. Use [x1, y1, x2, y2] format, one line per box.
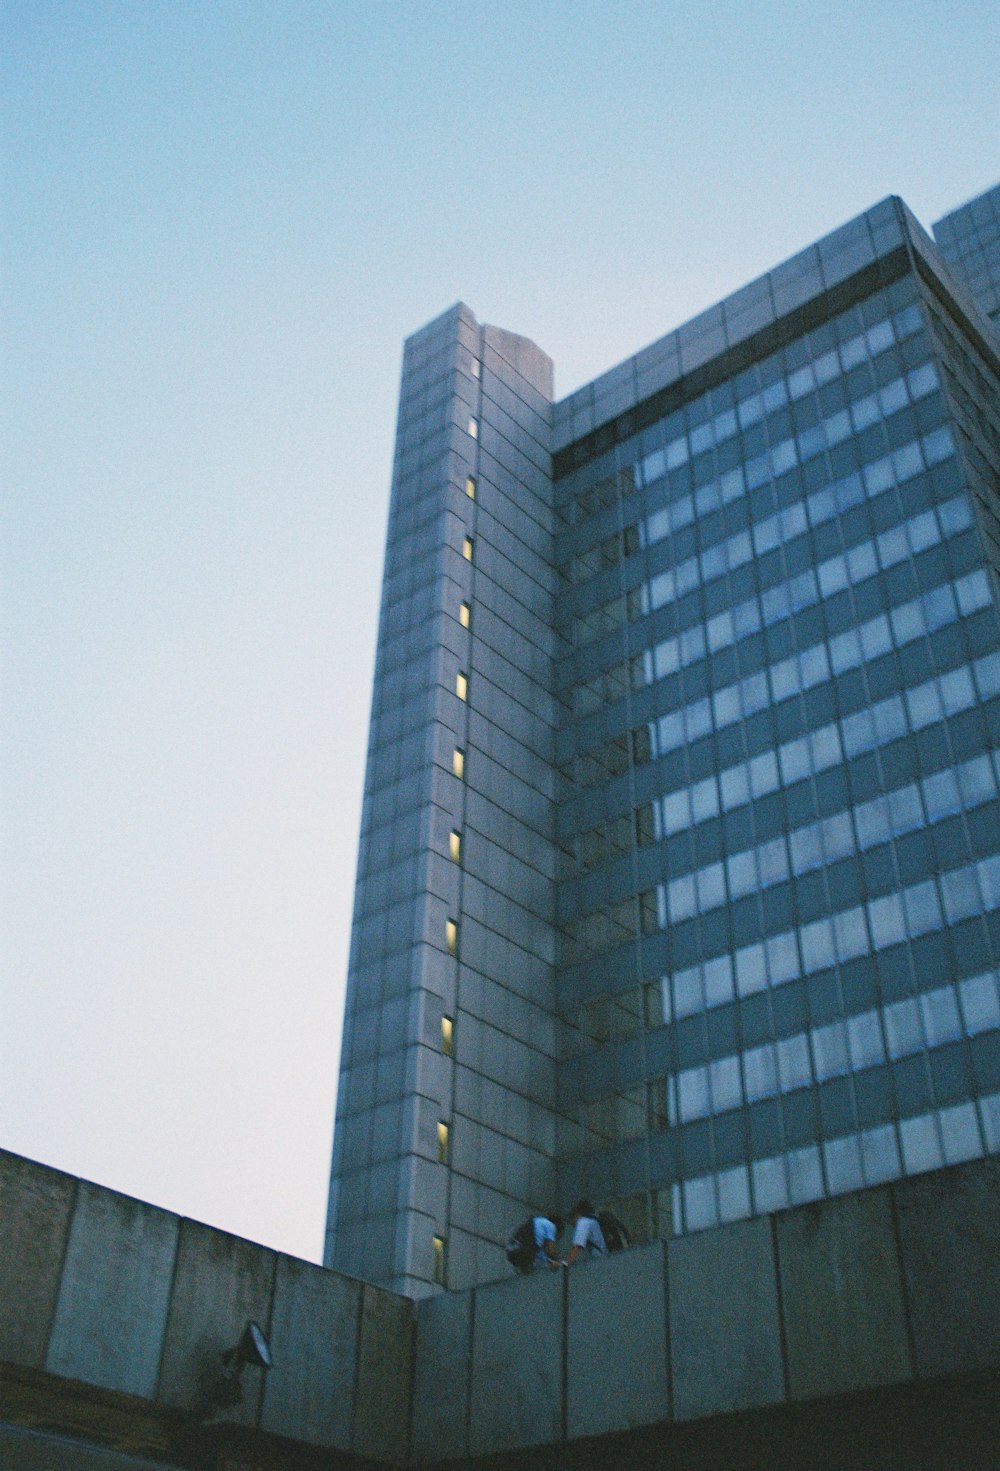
[446, 918, 458, 955]
[432, 1234, 446, 1285]
[471, 358, 481, 378]
[460, 601, 471, 629]
[441, 1014, 454, 1055]
[437, 1121, 449, 1163]
[456, 671, 468, 701]
[468, 417, 478, 439]
[452, 747, 465, 779]
[465, 475, 476, 499]
[449, 830, 461, 862]
[462, 536, 474, 561]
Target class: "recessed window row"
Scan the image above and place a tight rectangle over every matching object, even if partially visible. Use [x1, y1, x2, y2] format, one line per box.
[565, 844, 1000, 997]
[568, 523, 640, 584]
[651, 565, 992, 784]
[561, 890, 659, 962]
[568, 715, 999, 897]
[563, 291, 923, 540]
[637, 359, 940, 566]
[633, 299, 925, 494]
[565, 414, 954, 661]
[569, 804, 657, 873]
[640, 431, 960, 689]
[563, 426, 959, 713]
[566, 565, 995, 809]
[667, 1092, 997, 1236]
[574, 1028, 997, 1162]
[669, 647, 993, 839]
[640, 416, 951, 626]
[660, 973, 1000, 1130]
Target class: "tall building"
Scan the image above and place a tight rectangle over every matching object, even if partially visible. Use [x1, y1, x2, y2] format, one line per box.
[325, 184, 1000, 1297]
[933, 182, 1000, 331]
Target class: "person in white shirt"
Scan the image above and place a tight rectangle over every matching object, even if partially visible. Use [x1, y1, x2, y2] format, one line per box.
[563, 1199, 606, 1265]
[533, 1213, 564, 1269]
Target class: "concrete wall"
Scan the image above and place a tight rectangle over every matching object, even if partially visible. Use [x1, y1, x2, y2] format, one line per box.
[3, 1148, 999, 1468]
[409, 1155, 1000, 1463]
[0, 1149, 414, 1467]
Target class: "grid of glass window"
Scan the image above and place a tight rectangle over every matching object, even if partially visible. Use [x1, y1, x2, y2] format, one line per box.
[554, 271, 1000, 1239]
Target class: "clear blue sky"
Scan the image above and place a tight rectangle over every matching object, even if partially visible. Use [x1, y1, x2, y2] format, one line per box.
[2, 0, 998, 1263]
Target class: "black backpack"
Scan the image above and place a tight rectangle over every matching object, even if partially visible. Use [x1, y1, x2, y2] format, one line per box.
[505, 1217, 537, 1272]
[597, 1210, 630, 1253]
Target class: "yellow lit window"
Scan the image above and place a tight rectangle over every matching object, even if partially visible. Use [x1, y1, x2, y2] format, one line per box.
[432, 1234, 446, 1285]
[462, 536, 474, 561]
[467, 417, 478, 439]
[452, 747, 465, 779]
[441, 1014, 454, 1055]
[456, 671, 468, 701]
[437, 1120, 449, 1163]
[449, 830, 461, 862]
[446, 918, 458, 955]
[465, 476, 476, 499]
[460, 601, 471, 629]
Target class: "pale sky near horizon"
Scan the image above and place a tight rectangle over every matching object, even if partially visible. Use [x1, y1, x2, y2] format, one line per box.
[2, 0, 999, 1264]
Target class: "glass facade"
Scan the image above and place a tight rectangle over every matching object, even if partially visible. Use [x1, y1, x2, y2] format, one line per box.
[933, 183, 1000, 332]
[553, 265, 1000, 1242]
[328, 187, 1000, 1294]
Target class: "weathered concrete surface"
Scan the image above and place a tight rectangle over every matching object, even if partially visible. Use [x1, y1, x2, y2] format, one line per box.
[776, 1189, 911, 1400]
[0, 1149, 75, 1368]
[353, 1282, 415, 1465]
[46, 1180, 179, 1398]
[412, 1281, 473, 1463]
[669, 1215, 785, 1421]
[468, 1268, 563, 1456]
[260, 1253, 362, 1449]
[893, 1156, 1000, 1378]
[567, 1242, 669, 1439]
[156, 1217, 276, 1423]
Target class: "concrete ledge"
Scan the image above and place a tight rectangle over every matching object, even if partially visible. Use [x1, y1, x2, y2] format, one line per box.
[260, 1254, 362, 1449]
[468, 1268, 563, 1456]
[893, 1156, 1000, 1378]
[156, 1217, 276, 1421]
[669, 1215, 785, 1420]
[352, 1282, 415, 1465]
[567, 1242, 669, 1439]
[0, 1150, 75, 1368]
[412, 1283, 473, 1463]
[776, 1189, 911, 1400]
[46, 1181, 178, 1398]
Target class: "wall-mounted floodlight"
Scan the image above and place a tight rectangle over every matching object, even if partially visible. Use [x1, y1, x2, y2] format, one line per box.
[204, 1320, 273, 1411]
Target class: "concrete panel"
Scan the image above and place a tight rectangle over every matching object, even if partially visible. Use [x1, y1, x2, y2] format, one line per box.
[157, 1219, 276, 1424]
[0, 1151, 75, 1368]
[468, 1268, 563, 1456]
[893, 1157, 1000, 1377]
[669, 1216, 785, 1422]
[259, 1255, 361, 1449]
[776, 1190, 911, 1400]
[46, 1182, 178, 1398]
[352, 1282, 414, 1465]
[411, 1285, 473, 1463]
[567, 1242, 669, 1439]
